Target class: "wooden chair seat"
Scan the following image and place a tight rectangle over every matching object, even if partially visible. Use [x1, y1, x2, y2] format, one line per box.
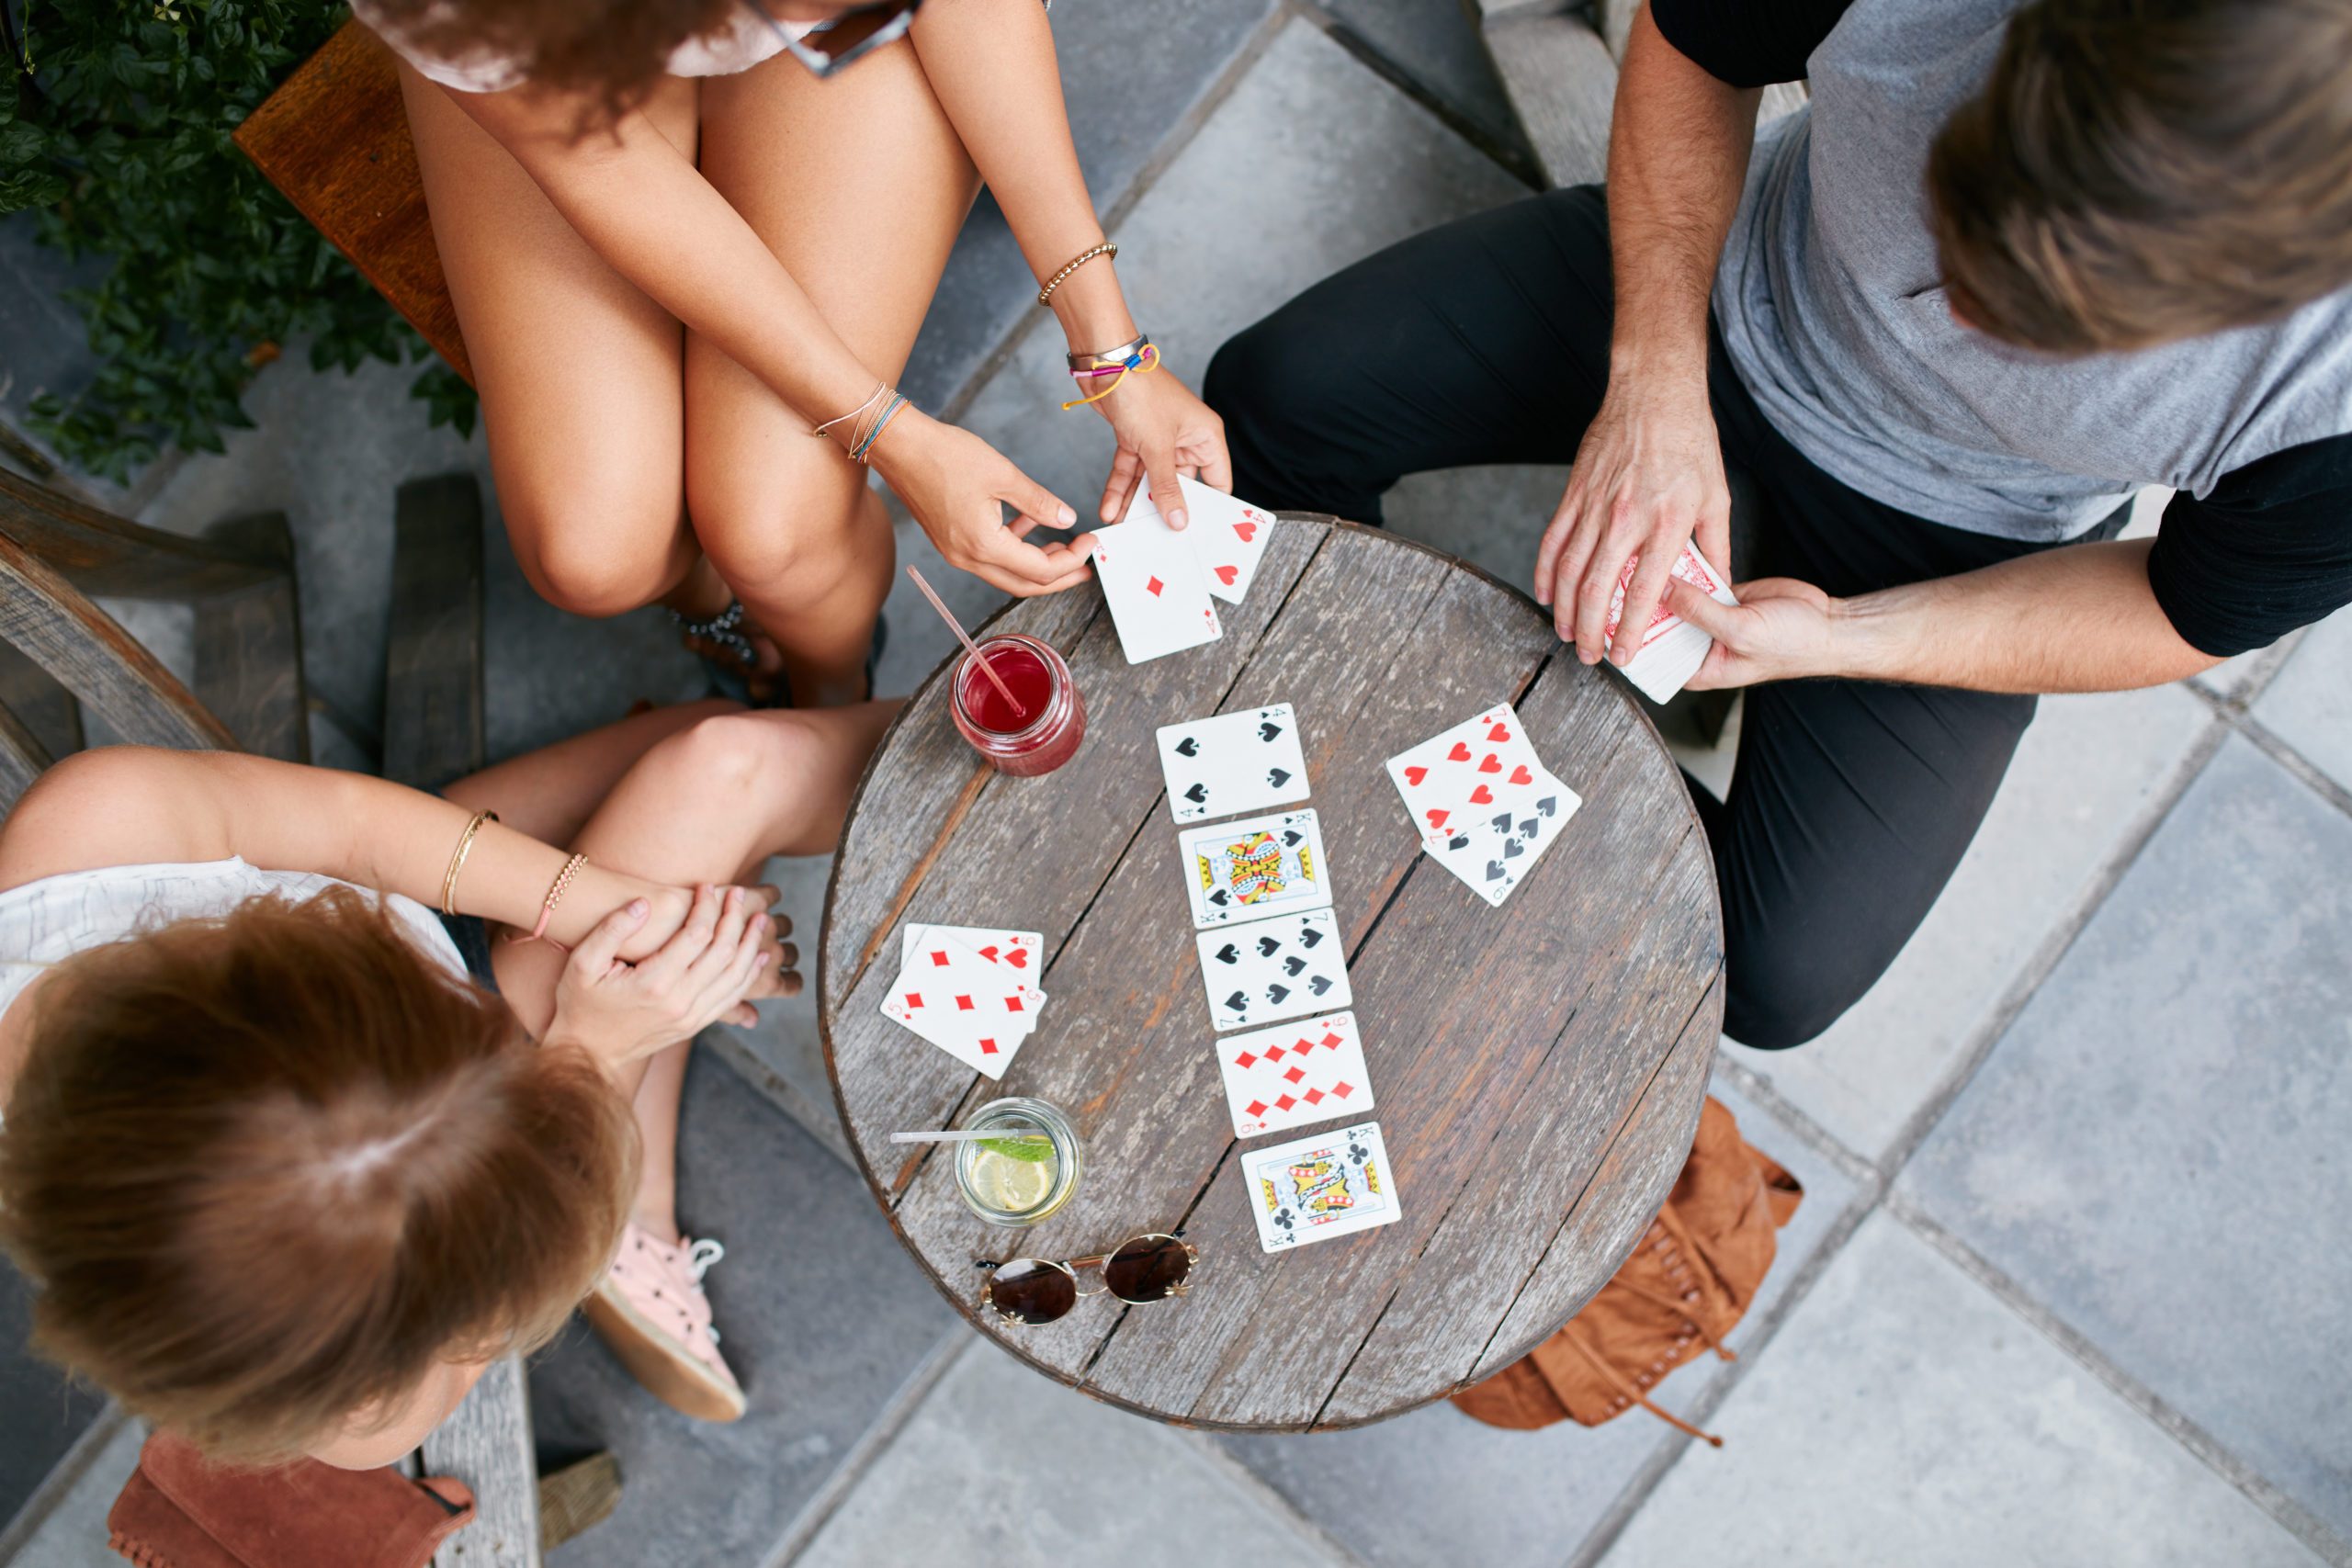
[234, 20, 472, 386]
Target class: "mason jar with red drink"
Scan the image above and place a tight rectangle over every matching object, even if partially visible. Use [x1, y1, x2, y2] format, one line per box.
[950, 634, 1085, 775]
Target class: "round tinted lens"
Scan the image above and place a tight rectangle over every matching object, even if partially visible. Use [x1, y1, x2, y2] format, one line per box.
[988, 1259, 1078, 1325]
[1102, 1236, 1192, 1303]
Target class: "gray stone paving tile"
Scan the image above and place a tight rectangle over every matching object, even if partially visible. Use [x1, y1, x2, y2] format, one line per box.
[959, 15, 1525, 526]
[1601, 1213, 2325, 1568]
[1901, 734, 2352, 1546]
[1483, 10, 1617, 187]
[4, 1416, 142, 1568]
[0, 1262, 107, 1540]
[1314, 0, 1535, 164]
[0, 215, 104, 462]
[1724, 683, 2214, 1159]
[903, 0, 1279, 411]
[797, 1340, 1346, 1568]
[1219, 1070, 1860, 1568]
[715, 850, 853, 1160]
[2252, 605, 2352, 795]
[530, 1049, 951, 1568]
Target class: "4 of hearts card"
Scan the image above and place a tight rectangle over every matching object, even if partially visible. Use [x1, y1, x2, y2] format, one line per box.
[1386, 705, 1581, 907]
[1195, 908, 1351, 1032]
[1156, 703, 1309, 825]
[1603, 542, 1739, 705]
[1178, 809, 1331, 929]
[880, 928, 1047, 1080]
[1241, 1121, 1399, 1252]
[1123, 476, 1278, 606]
[1216, 1011, 1374, 1138]
[1091, 509, 1222, 665]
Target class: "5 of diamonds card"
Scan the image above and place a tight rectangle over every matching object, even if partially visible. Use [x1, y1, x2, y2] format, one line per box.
[1194, 908, 1350, 1032]
[1156, 703, 1310, 824]
[1214, 1011, 1373, 1138]
[1177, 809, 1331, 929]
[1241, 1121, 1399, 1252]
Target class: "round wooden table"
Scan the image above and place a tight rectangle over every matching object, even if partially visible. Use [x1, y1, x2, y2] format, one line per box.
[820, 517, 1722, 1431]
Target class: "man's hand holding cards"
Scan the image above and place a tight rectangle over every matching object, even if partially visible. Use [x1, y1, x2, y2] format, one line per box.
[1601, 541, 1740, 704]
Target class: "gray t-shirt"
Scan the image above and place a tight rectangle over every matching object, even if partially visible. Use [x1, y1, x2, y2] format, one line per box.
[1710, 0, 2352, 542]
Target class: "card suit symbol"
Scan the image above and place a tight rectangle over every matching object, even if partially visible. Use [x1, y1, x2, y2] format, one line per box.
[1235, 521, 1258, 542]
[1304, 1088, 1324, 1104]
[1477, 752, 1503, 775]
[1490, 812, 1513, 834]
[1146, 575, 1166, 597]
[1005, 949, 1030, 968]
[1265, 983, 1293, 1008]
[1275, 1209, 1294, 1230]
[1215, 943, 1240, 965]
[1006, 994, 1026, 1011]
[956, 995, 976, 1010]
[1210, 889, 1231, 907]
[1332, 1081, 1354, 1099]
[1503, 838, 1525, 860]
[1425, 807, 1450, 831]
[1484, 861, 1506, 881]
[1487, 722, 1512, 743]
[1283, 955, 1307, 977]
[1257, 934, 1283, 957]
[1447, 834, 1470, 852]
[1536, 795, 1560, 817]
[1283, 1066, 1306, 1084]
[1469, 784, 1494, 805]
[1236, 1051, 1261, 1068]
[1268, 768, 1293, 787]
[1298, 925, 1326, 947]
[1308, 975, 1334, 996]
[1214, 564, 1239, 586]
[928, 949, 952, 967]
[978, 1038, 1000, 1055]
[1259, 721, 1282, 742]
[1282, 829, 1304, 847]
[1404, 765, 1429, 786]
[1176, 737, 1201, 757]
[1224, 990, 1251, 1013]
[1264, 1044, 1286, 1060]
[1349, 1139, 1368, 1161]
[1447, 742, 1472, 762]
[1509, 764, 1533, 785]
[1275, 1094, 1296, 1111]
[1317, 1031, 1342, 1050]
[978, 945, 1001, 963]
[902, 992, 924, 1010]
[1185, 783, 1210, 805]
[1246, 1099, 1270, 1117]
[1518, 818, 1538, 839]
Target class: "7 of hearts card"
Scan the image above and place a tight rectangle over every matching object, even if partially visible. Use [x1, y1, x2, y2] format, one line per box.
[1241, 1121, 1399, 1252]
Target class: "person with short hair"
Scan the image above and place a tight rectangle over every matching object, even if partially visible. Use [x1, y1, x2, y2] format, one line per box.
[1205, 0, 2352, 1049]
[0, 695, 892, 1463]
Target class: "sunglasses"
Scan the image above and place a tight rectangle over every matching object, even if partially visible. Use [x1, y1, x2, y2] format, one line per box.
[743, 0, 924, 80]
[977, 1233, 1198, 1326]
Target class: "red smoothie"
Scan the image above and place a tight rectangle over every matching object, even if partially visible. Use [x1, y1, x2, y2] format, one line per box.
[952, 635, 1085, 775]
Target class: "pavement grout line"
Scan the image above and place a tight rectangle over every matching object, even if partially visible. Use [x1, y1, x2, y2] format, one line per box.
[1883, 1194, 2352, 1568]
[1285, 0, 1547, 189]
[761, 1327, 975, 1568]
[702, 1029, 858, 1170]
[1169, 1428, 1376, 1568]
[2207, 703, 2352, 822]
[0, 1401, 131, 1562]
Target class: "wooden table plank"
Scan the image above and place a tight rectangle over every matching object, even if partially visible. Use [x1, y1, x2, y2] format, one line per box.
[821, 519, 1720, 1427]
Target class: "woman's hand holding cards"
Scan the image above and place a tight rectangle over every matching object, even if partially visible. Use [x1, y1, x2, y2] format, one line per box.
[1089, 361, 1233, 530]
[870, 411, 1098, 598]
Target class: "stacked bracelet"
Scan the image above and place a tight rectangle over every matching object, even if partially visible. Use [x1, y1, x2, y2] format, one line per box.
[441, 809, 497, 917]
[812, 381, 887, 440]
[1061, 336, 1159, 412]
[849, 390, 910, 464]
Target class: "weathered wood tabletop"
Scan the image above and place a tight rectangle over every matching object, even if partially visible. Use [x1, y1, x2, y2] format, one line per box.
[820, 517, 1722, 1431]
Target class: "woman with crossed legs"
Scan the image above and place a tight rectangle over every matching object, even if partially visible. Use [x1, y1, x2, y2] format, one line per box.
[366, 0, 1231, 705]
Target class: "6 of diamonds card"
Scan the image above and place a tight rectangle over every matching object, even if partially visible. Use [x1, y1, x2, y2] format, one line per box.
[1194, 908, 1350, 1032]
[1156, 703, 1309, 824]
[1177, 809, 1332, 929]
[1241, 1121, 1399, 1252]
[1215, 1011, 1374, 1138]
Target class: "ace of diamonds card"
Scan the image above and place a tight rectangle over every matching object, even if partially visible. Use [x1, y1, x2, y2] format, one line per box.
[1241, 1121, 1399, 1252]
[1091, 510, 1221, 665]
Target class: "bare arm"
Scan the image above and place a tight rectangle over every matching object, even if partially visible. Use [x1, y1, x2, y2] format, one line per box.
[1535, 1, 1760, 660]
[1668, 539, 2226, 693]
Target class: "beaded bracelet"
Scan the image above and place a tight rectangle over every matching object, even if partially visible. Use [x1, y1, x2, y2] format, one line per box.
[1037, 240, 1117, 308]
[507, 852, 587, 951]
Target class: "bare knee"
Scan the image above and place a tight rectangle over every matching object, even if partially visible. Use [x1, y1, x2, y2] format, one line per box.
[686, 457, 870, 602]
[650, 710, 821, 807]
[504, 492, 686, 618]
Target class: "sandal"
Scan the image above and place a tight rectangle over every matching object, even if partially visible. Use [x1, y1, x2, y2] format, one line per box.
[582, 1224, 747, 1423]
[671, 600, 787, 708]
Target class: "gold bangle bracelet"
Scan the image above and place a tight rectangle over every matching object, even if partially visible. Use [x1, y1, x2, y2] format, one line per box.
[1037, 240, 1117, 308]
[442, 809, 498, 918]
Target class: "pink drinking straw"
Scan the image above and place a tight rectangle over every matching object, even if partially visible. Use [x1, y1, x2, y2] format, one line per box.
[905, 566, 1026, 719]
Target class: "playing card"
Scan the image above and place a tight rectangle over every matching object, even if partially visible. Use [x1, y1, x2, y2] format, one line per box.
[1215, 1011, 1374, 1138]
[1602, 542, 1739, 705]
[1241, 1121, 1399, 1252]
[1195, 908, 1350, 1032]
[1156, 703, 1310, 825]
[1420, 774, 1578, 906]
[880, 931, 1047, 1079]
[1179, 809, 1332, 929]
[899, 923, 1043, 980]
[1091, 510, 1222, 665]
[1385, 704, 1559, 849]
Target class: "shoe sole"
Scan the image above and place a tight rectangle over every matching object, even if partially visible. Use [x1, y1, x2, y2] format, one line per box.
[582, 1284, 748, 1424]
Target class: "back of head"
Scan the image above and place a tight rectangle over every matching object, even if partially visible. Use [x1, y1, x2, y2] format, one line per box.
[367, 0, 739, 118]
[0, 887, 637, 1463]
[1928, 0, 2352, 354]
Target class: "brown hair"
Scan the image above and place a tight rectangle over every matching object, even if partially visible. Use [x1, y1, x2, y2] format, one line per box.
[1927, 0, 2352, 355]
[0, 888, 637, 1464]
[367, 0, 744, 118]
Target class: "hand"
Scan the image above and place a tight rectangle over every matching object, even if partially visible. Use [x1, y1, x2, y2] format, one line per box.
[1534, 379, 1731, 667]
[1089, 361, 1232, 528]
[868, 409, 1096, 597]
[1667, 575, 1840, 690]
[545, 885, 785, 1070]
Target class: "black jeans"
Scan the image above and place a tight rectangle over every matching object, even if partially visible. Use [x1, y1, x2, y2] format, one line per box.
[1205, 186, 2122, 1050]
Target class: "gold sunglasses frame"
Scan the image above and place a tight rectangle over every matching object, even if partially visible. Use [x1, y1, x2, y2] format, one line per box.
[978, 1233, 1199, 1327]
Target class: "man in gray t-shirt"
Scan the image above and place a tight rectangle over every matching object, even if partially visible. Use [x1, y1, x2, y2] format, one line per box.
[1205, 0, 2352, 1047]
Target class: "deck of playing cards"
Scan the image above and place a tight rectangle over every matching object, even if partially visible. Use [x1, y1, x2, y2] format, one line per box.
[878, 922, 1047, 1080]
[1386, 704, 1580, 907]
[1604, 542, 1740, 705]
[1242, 1121, 1399, 1252]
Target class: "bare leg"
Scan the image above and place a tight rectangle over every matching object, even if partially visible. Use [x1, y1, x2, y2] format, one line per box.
[686, 41, 981, 705]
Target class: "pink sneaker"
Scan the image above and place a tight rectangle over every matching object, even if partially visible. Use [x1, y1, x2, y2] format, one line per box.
[582, 1224, 747, 1423]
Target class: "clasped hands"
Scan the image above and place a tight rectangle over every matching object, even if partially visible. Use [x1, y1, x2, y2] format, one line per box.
[545, 882, 791, 1070]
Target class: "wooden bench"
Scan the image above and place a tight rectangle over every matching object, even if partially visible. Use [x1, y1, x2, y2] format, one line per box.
[233, 19, 472, 386]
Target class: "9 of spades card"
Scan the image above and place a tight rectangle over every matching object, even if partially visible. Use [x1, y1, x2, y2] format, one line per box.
[1242, 1122, 1399, 1252]
[1179, 809, 1332, 930]
[1195, 908, 1351, 1032]
[1156, 703, 1310, 825]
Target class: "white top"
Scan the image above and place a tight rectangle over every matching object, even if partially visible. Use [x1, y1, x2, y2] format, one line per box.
[355, 1, 817, 94]
[0, 859, 465, 1029]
